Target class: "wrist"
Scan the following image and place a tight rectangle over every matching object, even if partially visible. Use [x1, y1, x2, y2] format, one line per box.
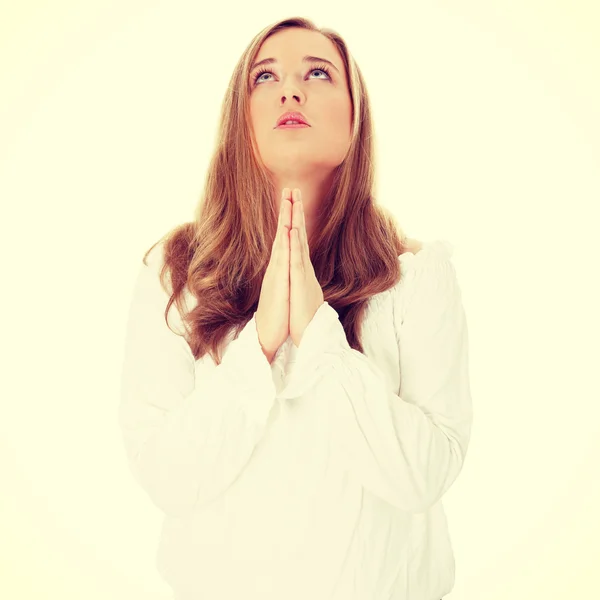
[260, 345, 276, 364]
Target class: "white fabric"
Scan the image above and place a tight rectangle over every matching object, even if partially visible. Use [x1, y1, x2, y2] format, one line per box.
[118, 238, 473, 600]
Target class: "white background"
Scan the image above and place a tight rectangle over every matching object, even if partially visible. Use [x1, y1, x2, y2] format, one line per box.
[1, 0, 599, 598]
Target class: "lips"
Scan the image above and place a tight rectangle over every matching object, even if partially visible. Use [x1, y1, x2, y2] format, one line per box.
[276, 111, 310, 127]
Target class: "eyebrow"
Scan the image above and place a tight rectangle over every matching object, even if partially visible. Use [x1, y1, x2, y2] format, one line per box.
[250, 55, 340, 75]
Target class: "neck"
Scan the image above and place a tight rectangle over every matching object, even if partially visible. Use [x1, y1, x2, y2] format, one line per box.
[272, 169, 335, 244]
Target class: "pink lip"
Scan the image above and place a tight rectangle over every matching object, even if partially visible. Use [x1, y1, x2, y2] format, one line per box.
[276, 123, 310, 129]
[275, 111, 310, 127]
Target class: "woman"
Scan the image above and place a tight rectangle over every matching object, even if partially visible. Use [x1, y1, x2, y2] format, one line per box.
[118, 15, 472, 600]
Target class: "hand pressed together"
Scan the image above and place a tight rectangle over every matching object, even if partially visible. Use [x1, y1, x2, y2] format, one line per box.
[255, 187, 325, 360]
[288, 188, 325, 347]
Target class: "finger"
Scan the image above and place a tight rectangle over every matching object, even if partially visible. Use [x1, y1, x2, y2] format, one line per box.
[290, 200, 298, 251]
[290, 227, 303, 271]
[283, 199, 292, 261]
[282, 188, 293, 228]
[291, 195, 298, 231]
[291, 189, 306, 248]
[294, 196, 305, 242]
[273, 197, 285, 250]
[282, 219, 289, 258]
[292, 198, 308, 261]
[274, 196, 289, 262]
[284, 187, 293, 216]
[299, 199, 309, 254]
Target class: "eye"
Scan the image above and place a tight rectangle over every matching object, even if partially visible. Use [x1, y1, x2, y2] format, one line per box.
[252, 63, 332, 85]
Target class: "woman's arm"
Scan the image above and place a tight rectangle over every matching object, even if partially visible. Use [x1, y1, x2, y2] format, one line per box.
[279, 242, 473, 513]
[118, 252, 277, 518]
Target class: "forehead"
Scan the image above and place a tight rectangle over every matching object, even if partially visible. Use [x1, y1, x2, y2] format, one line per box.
[255, 28, 341, 68]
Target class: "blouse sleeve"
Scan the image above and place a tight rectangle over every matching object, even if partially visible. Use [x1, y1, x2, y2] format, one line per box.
[118, 244, 278, 518]
[278, 241, 473, 513]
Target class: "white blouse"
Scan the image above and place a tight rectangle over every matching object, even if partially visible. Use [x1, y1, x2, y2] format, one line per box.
[118, 239, 473, 600]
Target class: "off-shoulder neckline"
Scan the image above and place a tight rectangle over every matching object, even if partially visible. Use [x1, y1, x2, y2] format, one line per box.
[399, 239, 454, 262]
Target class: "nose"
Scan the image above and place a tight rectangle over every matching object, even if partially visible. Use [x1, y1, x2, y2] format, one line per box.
[281, 93, 301, 104]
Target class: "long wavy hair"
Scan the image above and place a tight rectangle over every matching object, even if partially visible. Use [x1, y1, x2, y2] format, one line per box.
[143, 16, 409, 366]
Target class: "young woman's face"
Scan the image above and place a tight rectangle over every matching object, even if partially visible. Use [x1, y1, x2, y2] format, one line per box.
[248, 27, 353, 179]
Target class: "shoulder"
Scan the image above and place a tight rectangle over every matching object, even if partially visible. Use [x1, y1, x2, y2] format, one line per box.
[398, 239, 454, 266]
[402, 237, 424, 255]
[394, 239, 459, 323]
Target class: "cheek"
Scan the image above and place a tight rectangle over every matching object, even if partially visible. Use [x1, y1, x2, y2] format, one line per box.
[322, 95, 352, 126]
[253, 102, 277, 135]
[249, 101, 271, 140]
[322, 106, 353, 141]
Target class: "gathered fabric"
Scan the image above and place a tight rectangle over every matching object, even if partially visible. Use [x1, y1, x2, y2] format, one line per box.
[118, 239, 472, 600]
